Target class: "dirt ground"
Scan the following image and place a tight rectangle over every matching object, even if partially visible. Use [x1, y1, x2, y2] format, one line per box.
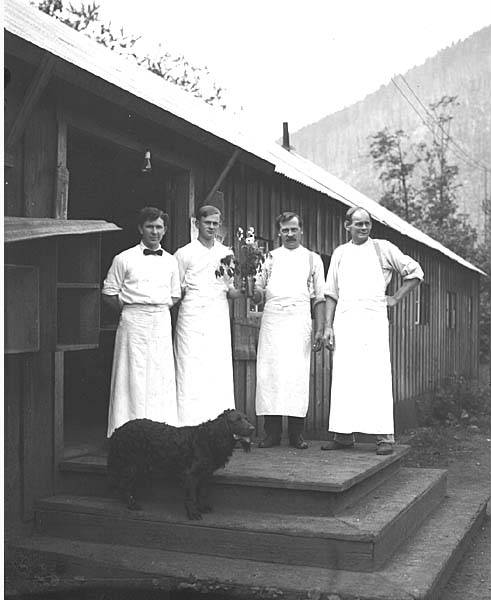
[6, 373, 491, 600]
[400, 367, 491, 600]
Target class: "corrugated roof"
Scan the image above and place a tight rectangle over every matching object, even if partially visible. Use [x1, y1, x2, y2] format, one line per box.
[266, 144, 486, 275]
[4, 217, 121, 243]
[4, 0, 274, 169]
[4, 0, 484, 275]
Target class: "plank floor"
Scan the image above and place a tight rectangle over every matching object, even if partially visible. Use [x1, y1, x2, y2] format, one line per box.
[61, 441, 410, 492]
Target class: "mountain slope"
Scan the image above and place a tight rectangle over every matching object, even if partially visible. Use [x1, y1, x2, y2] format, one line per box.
[290, 26, 491, 235]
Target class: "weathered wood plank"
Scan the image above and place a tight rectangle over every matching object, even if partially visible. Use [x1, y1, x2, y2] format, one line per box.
[54, 108, 69, 219]
[6, 53, 56, 152]
[23, 102, 57, 218]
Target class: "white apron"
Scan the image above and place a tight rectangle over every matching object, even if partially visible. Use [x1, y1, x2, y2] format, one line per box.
[256, 301, 312, 417]
[329, 241, 394, 434]
[107, 304, 177, 437]
[174, 290, 235, 426]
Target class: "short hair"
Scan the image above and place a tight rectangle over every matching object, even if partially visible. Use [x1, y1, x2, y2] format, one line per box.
[275, 211, 303, 230]
[137, 206, 169, 227]
[345, 206, 371, 224]
[196, 205, 221, 220]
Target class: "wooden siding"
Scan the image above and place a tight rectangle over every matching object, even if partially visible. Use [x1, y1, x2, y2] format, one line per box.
[3, 45, 482, 534]
[209, 164, 480, 434]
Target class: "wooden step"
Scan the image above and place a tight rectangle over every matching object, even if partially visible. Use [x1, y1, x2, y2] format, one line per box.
[59, 442, 410, 516]
[36, 467, 446, 572]
[14, 491, 488, 599]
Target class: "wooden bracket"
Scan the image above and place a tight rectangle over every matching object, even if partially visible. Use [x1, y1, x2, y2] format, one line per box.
[6, 53, 56, 154]
[203, 148, 241, 205]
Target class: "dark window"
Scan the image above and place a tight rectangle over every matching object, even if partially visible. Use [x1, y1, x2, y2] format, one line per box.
[446, 291, 457, 329]
[415, 282, 430, 325]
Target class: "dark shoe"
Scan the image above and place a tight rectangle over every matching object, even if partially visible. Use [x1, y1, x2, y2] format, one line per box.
[376, 442, 394, 456]
[320, 440, 354, 451]
[289, 434, 308, 449]
[258, 434, 281, 448]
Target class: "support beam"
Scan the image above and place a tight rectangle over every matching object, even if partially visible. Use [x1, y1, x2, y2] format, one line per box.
[203, 148, 241, 205]
[54, 108, 69, 219]
[63, 108, 192, 171]
[6, 53, 57, 153]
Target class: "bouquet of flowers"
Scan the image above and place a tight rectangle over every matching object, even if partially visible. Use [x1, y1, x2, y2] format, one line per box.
[215, 226, 267, 297]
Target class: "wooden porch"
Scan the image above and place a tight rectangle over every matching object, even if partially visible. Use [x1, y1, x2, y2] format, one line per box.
[9, 440, 488, 599]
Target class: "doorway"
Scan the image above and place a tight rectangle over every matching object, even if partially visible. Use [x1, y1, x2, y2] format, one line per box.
[63, 128, 190, 456]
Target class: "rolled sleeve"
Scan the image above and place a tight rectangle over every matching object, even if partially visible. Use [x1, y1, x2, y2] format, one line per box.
[170, 256, 182, 299]
[383, 241, 424, 281]
[312, 253, 326, 304]
[174, 248, 188, 291]
[102, 254, 125, 296]
[324, 248, 342, 301]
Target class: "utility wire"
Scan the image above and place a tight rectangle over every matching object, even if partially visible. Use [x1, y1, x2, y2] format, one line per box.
[398, 73, 488, 171]
[390, 77, 439, 138]
[391, 76, 478, 170]
[394, 74, 489, 172]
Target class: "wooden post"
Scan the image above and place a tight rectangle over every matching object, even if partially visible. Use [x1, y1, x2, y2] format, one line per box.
[54, 108, 69, 219]
[53, 351, 64, 492]
[203, 148, 241, 206]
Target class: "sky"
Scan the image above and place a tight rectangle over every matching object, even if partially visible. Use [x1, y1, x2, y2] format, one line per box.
[81, 1, 490, 141]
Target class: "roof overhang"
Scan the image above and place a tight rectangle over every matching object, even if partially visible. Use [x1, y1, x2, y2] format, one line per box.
[4, 217, 121, 243]
[3, 0, 484, 276]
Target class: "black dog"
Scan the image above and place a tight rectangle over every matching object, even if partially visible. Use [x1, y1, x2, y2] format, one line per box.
[107, 409, 255, 519]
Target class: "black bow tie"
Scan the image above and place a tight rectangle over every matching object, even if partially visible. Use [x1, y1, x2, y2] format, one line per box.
[143, 248, 163, 256]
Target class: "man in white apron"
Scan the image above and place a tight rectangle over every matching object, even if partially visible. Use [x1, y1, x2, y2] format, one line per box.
[103, 207, 181, 438]
[174, 205, 243, 426]
[254, 212, 325, 449]
[322, 206, 423, 455]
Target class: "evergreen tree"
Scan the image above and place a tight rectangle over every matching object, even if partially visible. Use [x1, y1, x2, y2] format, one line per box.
[368, 128, 420, 221]
[369, 95, 489, 360]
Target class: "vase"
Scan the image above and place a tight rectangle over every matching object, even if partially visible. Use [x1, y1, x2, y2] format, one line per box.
[245, 275, 255, 298]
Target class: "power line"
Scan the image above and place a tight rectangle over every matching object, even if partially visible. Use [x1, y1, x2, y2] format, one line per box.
[394, 74, 489, 172]
[399, 73, 488, 172]
[390, 77, 440, 139]
[391, 76, 480, 171]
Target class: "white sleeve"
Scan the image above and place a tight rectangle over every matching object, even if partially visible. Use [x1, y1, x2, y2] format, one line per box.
[174, 247, 188, 290]
[324, 247, 342, 301]
[170, 256, 182, 299]
[312, 253, 326, 303]
[102, 254, 125, 296]
[382, 240, 424, 281]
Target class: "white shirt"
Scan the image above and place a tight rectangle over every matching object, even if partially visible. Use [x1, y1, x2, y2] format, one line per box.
[325, 238, 424, 301]
[256, 245, 325, 306]
[102, 243, 181, 306]
[174, 239, 233, 299]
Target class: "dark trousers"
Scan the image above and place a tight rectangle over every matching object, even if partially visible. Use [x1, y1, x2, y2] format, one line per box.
[264, 415, 304, 439]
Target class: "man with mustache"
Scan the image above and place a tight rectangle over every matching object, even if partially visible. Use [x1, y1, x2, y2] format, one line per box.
[102, 206, 181, 437]
[254, 211, 325, 449]
[322, 206, 423, 455]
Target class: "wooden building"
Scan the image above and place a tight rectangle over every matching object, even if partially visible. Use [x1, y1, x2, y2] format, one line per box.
[4, 0, 483, 534]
